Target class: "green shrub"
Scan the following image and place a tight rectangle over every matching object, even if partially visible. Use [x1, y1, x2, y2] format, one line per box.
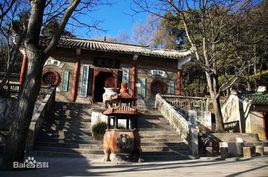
[92, 122, 107, 139]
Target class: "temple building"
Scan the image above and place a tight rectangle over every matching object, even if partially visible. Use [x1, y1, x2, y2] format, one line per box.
[19, 37, 191, 107]
[222, 88, 268, 140]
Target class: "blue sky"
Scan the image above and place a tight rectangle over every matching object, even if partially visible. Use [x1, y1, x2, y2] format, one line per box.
[74, 0, 147, 39]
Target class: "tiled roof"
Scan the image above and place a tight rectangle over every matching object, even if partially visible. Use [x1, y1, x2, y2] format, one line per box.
[42, 37, 191, 60]
[240, 92, 268, 105]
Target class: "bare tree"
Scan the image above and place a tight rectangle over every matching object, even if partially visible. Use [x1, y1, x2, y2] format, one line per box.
[132, 15, 159, 46]
[0, 0, 28, 90]
[132, 0, 259, 132]
[1, 0, 105, 169]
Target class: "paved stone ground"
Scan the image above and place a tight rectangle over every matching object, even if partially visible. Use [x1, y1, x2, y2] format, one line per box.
[0, 155, 268, 177]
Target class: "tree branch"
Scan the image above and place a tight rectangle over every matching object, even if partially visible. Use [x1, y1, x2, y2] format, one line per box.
[44, 0, 81, 56]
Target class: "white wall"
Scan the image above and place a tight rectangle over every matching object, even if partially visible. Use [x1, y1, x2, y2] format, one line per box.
[221, 94, 240, 123]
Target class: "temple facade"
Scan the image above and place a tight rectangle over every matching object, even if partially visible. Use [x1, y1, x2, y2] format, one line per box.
[19, 37, 191, 106]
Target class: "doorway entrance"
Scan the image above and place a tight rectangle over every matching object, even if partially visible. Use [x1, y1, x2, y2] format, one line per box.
[93, 72, 117, 102]
[150, 80, 167, 96]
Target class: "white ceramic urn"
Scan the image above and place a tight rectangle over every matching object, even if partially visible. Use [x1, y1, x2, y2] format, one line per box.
[103, 87, 117, 103]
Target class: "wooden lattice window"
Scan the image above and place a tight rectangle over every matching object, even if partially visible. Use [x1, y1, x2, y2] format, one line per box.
[42, 71, 60, 86]
[61, 70, 69, 91]
[140, 78, 146, 98]
[80, 65, 89, 97]
[167, 81, 175, 94]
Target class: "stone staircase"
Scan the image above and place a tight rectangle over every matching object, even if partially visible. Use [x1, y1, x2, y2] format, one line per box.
[32, 102, 192, 161]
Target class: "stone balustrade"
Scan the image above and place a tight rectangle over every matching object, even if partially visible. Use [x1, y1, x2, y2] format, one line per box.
[26, 87, 56, 151]
[155, 94, 200, 157]
[161, 95, 210, 120]
[155, 94, 190, 140]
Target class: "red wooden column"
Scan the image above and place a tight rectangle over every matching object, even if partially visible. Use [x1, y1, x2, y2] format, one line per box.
[176, 69, 182, 96]
[71, 60, 80, 102]
[130, 64, 137, 97]
[19, 54, 28, 86]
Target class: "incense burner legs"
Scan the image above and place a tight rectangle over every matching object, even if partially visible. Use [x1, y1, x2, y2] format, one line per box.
[103, 129, 142, 162]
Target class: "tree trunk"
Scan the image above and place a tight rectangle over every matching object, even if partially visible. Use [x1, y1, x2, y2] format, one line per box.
[1, 0, 47, 169]
[1, 50, 44, 169]
[211, 94, 224, 132]
[1, 0, 79, 170]
[205, 72, 224, 132]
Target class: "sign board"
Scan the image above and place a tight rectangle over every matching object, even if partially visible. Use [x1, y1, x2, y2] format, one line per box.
[44, 57, 62, 67]
[150, 70, 167, 78]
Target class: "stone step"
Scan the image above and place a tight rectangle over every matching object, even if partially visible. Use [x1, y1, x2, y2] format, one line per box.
[142, 152, 193, 161]
[34, 145, 190, 154]
[37, 131, 180, 139]
[36, 136, 95, 143]
[40, 128, 177, 134]
[139, 129, 178, 134]
[41, 136, 183, 142]
[139, 125, 170, 129]
[139, 115, 164, 120]
[35, 141, 187, 149]
[35, 138, 100, 144]
[52, 118, 91, 123]
[42, 123, 91, 129]
[34, 102, 192, 161]
[139, 128, 176, 131]
[29, 150, 104, 158]
[139, 119, 168, 123]
[141, 142, 188, 147]
[138, 122, 170, 126]
[54, 102, 89, 109]
[30, 150, 192, 161]
[142, 146, 190, 152]
[141, 138, 184, 143]
[35, 142, 103, 148]
[141, 116, 164, 119]
[50, 117, 91, 121]
[51, 120, 91, 126]
[36, 138, 185, 145]
[34, 146, 103, 154]
[139, 134, 180, 139]
[38, 128, 92, 135]
[37, 132, 93, 140]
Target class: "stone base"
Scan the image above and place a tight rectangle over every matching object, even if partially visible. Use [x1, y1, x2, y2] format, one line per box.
[243, 147, 253, 157]
[228, 142, 243, 157]
[255, 146, 264, 156]
[206, 147, 214, 157]
[219, 142, 228, 159]
[220, 147, 228, 159]
[109, 153, 142, 163]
